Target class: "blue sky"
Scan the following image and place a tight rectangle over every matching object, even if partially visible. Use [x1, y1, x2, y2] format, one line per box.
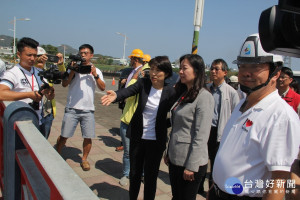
[1, 0, 300, 70]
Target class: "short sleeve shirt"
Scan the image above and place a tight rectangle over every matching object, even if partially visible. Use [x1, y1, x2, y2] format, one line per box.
[66, 67, 104, 111]
[213, 90, 300, 197]
[0, 64, 44, 123]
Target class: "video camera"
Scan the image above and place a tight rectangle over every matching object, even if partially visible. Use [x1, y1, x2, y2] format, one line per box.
[37, 53, 92, 85]
[37, 54, 68, 85]
[29, 56, 67, 110]
[259, 0, 300, 57]
[29, 54, 92, 110]
[67, 54, 91, 74]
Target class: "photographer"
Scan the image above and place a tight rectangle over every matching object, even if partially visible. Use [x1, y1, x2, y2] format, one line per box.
[35, 47, 65, 139]
[0, 37, 54, 129]
[56, 52, 66, 72]
[56, 44, 105, 171]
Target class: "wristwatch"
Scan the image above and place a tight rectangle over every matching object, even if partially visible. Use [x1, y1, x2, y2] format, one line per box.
[94, 74, 99, 80]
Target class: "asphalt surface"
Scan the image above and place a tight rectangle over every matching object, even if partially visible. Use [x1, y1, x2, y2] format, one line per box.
[34, 77, 207, 199]
[53, 77, 122, 135]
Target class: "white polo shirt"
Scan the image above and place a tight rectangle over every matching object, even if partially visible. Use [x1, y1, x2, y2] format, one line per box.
[0, 64, 44, 123]
[66, 67, 104, 111]
[213, 90, 300, 197]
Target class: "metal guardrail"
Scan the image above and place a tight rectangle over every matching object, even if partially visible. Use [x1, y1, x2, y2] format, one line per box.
[0, 101, 98, 200]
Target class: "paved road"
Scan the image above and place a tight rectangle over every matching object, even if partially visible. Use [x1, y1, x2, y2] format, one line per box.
[50, 77, 207, 200]
[53, 77, 122, 135]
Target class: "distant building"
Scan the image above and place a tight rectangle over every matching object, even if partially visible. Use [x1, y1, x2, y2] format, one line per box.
[0, 46, 13, 56]
[112, 58, 128, 66]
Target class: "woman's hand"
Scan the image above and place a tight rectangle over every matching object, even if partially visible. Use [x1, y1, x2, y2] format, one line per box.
[101, 90, 117, 106]
[183, 169, 195, 181]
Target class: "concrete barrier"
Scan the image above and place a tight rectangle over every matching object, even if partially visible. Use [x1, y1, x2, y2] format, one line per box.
[0, 101, 98, 200]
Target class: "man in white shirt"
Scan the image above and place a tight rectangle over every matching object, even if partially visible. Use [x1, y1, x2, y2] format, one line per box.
[56, 44, 105, 171]
[209, 33, 300, 200]
[0, 37, 54, 127]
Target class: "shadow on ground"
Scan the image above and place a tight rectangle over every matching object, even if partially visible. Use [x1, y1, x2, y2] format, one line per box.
[97, 135, 121, 148]
[158, 170, 170, 185]
[90, 182, 129, 200]
[109, 127, 120, 136]
[58, 146, 82, 163]
[95, 158, 123, 179]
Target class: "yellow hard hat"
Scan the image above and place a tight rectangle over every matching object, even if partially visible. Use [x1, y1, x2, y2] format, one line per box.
[143, 54, 151, 62]
[128, 49, 144, 58]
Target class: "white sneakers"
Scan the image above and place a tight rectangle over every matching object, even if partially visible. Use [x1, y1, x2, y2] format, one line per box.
[119, 176, 129, 186]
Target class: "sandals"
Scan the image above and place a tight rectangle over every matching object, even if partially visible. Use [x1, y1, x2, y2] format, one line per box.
[81, 160, 90, 171]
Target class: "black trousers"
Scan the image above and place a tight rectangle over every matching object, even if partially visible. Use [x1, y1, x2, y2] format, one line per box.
[169, 162, 207, 200]
[129, 139, 164, 200]
[207, 126, 220, 186]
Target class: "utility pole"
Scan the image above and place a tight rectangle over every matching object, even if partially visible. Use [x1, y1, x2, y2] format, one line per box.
[116, 32, 128, 62]
[9, 17, 30, 61]
[192, 0, 205, 54]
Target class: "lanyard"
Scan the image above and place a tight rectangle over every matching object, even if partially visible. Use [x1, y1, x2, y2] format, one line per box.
[172, 95, 185, 111]
[19, 67, 40, 91]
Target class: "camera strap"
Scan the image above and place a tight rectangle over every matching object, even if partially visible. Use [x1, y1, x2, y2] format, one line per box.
[19, 67, 40, 91]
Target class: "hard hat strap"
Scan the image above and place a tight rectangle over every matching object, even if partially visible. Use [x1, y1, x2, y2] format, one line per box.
[240, 65, 282, 95]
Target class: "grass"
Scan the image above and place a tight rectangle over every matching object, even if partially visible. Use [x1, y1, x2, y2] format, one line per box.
[94, 64, 126, 72]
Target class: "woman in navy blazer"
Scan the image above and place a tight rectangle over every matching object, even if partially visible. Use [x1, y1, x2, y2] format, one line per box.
[102, 56, 177, 200]
[165, 54, 214, 200]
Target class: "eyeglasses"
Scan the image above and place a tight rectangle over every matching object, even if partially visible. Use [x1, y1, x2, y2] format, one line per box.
[279, 76, 290, 80]
[80, 51, 91, 55]
[210, 67, 222, 72]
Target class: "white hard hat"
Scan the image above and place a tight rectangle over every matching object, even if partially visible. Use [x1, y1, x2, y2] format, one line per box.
[233, 33, 284, 65]
[229, 75, 238, 83]
[37, 46, 46, 55]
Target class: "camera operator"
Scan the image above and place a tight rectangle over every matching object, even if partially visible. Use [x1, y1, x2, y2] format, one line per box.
[56, 44, 105, 171]
[0, 37, 54, 129]
[35, 47, 65, 139]
[56, 52, 66, 72]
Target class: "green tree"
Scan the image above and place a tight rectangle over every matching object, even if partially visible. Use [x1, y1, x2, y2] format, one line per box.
[107, 59, 113, 65]
[41, 44, 58, 55]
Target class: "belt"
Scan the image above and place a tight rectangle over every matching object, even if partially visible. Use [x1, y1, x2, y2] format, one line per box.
[214, 184, 262, 200]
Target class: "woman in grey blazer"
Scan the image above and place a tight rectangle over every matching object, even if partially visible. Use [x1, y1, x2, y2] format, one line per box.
[165, 54, 214, 200]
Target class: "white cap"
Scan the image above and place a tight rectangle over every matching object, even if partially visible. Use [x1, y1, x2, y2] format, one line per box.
[229, 75, 238, 83]
[37, 46, 46, 55]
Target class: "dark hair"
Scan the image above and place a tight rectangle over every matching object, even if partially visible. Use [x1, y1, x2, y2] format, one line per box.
[290, 79, 300, 94]
[148, 56, 173, 79]
[211, 58, 228, 71]
[175, 54, 207, 103]
[281, 66, 293, 78]
[79, 44, 94, 54]
[269, 62, 283, 78]
[131, 57, 144, 64]
[17, 37, 39, 52]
